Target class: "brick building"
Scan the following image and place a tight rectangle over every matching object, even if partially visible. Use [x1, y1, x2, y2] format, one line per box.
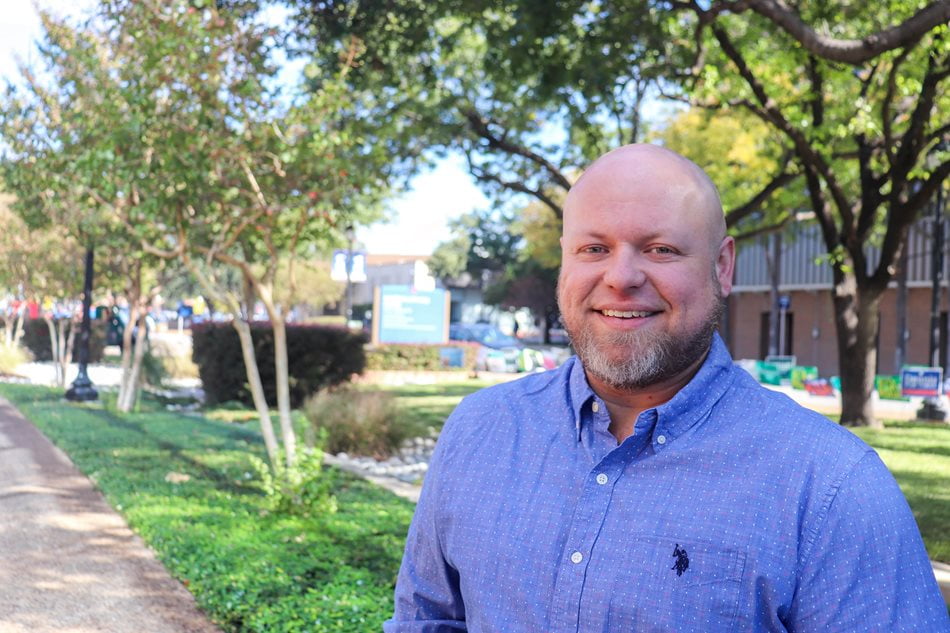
[724, 219, 946, 377]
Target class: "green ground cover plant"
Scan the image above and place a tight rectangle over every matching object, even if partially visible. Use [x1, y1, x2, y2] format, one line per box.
[0, 383, 414, 633]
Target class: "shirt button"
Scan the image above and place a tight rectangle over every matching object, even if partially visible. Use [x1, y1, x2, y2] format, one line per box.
[591, 402, 600, 413]
[656, 434, 667, 445]
[570, 551, 584, 564]
[596, 473, 608, 485]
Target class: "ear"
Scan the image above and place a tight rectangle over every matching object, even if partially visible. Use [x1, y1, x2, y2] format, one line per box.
[716, 236, 736, 297]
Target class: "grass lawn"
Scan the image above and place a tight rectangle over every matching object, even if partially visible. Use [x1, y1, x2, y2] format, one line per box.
[1, 379, 947, 632]
[377, 381, 492, 434]
[0, 383, 415, 633]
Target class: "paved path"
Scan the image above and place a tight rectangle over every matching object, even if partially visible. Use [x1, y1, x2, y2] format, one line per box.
[0, 397, 220, 633]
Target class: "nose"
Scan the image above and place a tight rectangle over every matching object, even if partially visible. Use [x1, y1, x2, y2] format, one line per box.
[602, 246, 647, 290]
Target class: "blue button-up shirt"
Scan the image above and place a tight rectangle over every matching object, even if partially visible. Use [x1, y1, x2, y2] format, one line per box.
[385, 335, 949, 632]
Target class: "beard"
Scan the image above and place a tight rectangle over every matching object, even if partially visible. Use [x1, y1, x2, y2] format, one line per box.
[559, 281, 725, 392]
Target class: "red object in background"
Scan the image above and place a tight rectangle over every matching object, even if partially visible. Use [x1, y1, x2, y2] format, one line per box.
[804, 379, 834, 396]
[26, 301, 39, 319]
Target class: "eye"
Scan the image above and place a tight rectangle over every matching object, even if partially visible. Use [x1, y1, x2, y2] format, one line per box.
[648, 245, 678, 256]
[580, 245, 608, 254]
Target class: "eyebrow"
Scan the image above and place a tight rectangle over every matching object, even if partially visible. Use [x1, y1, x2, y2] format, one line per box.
[574, 228, 671, 243]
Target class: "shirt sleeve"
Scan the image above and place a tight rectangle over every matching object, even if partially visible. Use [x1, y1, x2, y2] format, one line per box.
[383, 411, 467, 632]
[787, 450, 950, 632]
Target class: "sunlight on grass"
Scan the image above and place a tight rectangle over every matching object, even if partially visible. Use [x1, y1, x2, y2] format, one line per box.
[853, 422, 950, 562]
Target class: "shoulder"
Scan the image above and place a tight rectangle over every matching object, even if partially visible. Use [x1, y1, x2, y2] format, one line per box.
[457, 364, 567, 411]
[726, 367, 872, 462]
[435, 362, 573, 457]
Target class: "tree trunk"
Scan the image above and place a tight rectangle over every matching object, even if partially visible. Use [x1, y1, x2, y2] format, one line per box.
[269, 314, 296, 469]
[12, 312, 25, 346]
[117, 311, 149, 412]
[182, 259, 281, 468]
[832, 274, 884, 428]
[117, 303, 139, 411]
[43, 315, 60, 387]
[257, 285, 296, 469]
[43, 316, 63, 387]
[231, 318, 281, 466]
[57, 318, 71, 387]
[64, 317, 76, 366]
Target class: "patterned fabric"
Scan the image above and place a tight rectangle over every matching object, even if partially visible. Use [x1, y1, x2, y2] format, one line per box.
[384, 334, 950, 632]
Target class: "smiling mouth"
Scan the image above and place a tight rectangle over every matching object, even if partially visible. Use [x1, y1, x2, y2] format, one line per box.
[599, 309, 658, 318]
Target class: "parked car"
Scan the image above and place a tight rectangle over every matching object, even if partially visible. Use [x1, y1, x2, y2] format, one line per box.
[449, 322, 553, 373]
[450, 322, 521, 349]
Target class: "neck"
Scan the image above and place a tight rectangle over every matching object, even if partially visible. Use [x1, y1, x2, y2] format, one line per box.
[586, 350, 709, 443]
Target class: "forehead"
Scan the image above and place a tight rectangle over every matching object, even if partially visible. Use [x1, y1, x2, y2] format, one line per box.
[563, 174, 714, 241]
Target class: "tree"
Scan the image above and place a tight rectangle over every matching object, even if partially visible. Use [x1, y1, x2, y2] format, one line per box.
[288, 0, 948, 426]
[428, 208, 521, 286]
[286, 0, 685, 220]
[0, 1, 393, 470]
[0, 192, 86, 386]
[0, 9, 174, 411]
[677, 2, 948, 426]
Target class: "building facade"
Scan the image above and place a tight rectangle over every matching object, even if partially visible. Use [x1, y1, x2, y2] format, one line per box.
[725, 220, 948, 377]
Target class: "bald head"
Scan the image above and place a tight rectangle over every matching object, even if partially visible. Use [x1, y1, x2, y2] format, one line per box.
[565, 144, 727, 250]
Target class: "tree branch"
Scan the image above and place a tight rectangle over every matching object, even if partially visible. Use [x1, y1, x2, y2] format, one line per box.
[711, 24, 855, 229]
[707, 0, 950, 65]
[730, 216, 792, 243]
[883, 47, 914, 163]
[462, 108, 572, 192]
[467, 156, 564, 220]
[723, 169, 799, 228]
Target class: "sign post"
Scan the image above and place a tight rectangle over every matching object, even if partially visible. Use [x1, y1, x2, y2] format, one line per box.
[777, 294, 790, 356]
[901, 366, 947, 421]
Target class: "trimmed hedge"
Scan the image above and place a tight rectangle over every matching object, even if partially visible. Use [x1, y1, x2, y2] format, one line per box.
[365, 342, 479, 371]
[18, 318, 105, 363]
[191, 322, 366, 407]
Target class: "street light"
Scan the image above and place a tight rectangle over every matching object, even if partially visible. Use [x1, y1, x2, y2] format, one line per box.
[344, 224, 355, 325]
[65, 246, 98, 401]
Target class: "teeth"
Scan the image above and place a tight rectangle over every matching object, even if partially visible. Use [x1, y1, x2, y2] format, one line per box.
[602, 309, 652, 318]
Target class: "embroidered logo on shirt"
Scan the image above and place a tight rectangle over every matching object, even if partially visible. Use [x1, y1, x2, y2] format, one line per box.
[672, 544, 689, 577]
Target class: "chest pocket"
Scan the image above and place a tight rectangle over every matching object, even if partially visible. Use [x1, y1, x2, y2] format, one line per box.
[606, 536, 746, 632]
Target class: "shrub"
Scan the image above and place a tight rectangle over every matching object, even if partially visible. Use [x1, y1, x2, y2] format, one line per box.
[365, 342, 479, 371]
[303, 387, 416, 458]
[249, 447, 337, 517]
[0, 342, 31, 375]
[19, 318, 105, 363]
[159, 354, 200, 380]
[191, 322, 366, 407]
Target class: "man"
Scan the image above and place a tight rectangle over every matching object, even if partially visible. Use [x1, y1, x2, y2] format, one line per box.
[384, 144, 950, 632]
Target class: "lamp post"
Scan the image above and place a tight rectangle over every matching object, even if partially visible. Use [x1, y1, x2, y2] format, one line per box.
[344, 224, 355, 325]
[65, 246, 98, 401]
[918, 152, 947, 421]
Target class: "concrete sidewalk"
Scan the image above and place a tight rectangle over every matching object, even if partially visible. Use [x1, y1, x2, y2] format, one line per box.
[0, 397, 220, 633]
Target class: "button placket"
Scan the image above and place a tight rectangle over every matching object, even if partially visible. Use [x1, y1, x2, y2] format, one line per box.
[548, 455, 620, 631]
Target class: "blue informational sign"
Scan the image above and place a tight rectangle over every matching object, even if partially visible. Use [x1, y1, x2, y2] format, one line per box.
[900, 366, 944, 397]
[375, 285, 449, 344]
[778, 294, 791, 310]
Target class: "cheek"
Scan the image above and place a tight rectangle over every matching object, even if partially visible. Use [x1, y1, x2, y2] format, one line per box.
[558, 269, 595, 304]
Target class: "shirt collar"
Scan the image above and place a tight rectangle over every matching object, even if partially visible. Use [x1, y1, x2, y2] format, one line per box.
[567, 333, 737, 443]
